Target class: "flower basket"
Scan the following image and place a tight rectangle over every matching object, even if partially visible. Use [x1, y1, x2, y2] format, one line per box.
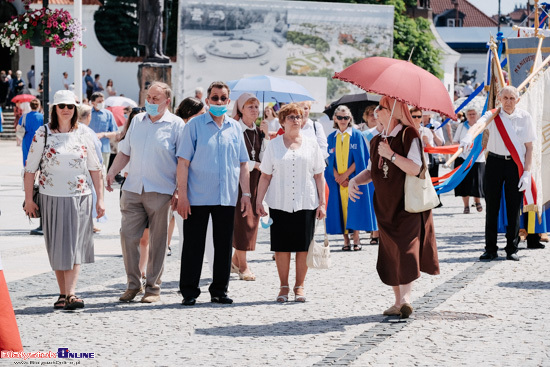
[0, 7, 85, 57]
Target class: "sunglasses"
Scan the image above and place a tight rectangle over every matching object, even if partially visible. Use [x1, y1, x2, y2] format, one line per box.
[132, 107, 146, 113]
[209, 96, 228, 102]
[335, 115, 350, 121]
[57, 104, 75, 110]
[286, 115, 303, 121]
[411, 115, 422, 119]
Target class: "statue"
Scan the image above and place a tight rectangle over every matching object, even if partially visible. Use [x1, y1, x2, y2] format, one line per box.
[138, 0, 170, 63]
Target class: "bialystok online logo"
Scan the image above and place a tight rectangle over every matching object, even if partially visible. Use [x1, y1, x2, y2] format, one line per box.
[1, 348, 95, 360]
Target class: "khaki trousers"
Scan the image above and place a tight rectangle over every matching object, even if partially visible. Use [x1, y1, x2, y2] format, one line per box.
[120, 190, 171, 295]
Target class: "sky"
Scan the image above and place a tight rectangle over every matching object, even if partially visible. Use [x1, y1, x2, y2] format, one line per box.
[468, 0, 526, 17]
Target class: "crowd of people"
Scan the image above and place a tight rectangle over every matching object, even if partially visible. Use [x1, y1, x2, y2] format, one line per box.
[19, 79, 546, 318]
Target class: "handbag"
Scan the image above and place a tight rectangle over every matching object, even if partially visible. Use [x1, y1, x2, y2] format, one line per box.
[15, 114, 26, 140]
[23, 125, 47, 218]
[306, 220, 331, 269]
[403, 127, 440, 213]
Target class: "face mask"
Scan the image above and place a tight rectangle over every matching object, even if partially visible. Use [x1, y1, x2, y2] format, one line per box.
[95, 102, 105, 110]
[209, 104, 228, 117]
[145, 100, 160, 117]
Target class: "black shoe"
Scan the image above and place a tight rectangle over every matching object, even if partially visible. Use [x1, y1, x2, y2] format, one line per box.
[182, 297, 196, 306]
[211, 296, 233, 304]
[167, 246, 172, 256]
[527, 242, 545, 249]
[506, 253, 520, 261]
[30, 226, 43, 236]
[479, 251, 498, 261]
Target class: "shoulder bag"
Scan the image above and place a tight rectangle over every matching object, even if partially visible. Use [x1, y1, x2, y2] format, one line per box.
[23, 125, 47, 218]
[15, 114, 26, 140]
[402, 127, 440, 213]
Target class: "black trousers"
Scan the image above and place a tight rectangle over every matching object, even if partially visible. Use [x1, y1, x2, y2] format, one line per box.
[179, 205, 235, 299]
[484, 155, 523, 254]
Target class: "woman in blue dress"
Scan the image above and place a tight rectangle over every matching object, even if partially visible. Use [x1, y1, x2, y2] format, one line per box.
[325, 105, 375, 251]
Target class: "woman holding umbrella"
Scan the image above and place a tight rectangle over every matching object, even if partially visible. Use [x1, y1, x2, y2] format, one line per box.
[348, 96, 439, 318]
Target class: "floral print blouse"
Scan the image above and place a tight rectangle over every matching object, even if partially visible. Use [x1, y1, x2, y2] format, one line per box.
[24, 124, 102, 197]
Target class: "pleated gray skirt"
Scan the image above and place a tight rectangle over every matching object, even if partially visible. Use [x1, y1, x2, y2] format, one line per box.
[39, 193, 94, 271]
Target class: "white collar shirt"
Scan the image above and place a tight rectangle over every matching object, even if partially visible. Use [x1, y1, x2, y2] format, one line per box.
[480, 108, 536, 157]
[259, 135, 325, 212]
[336, 126, 353, 142]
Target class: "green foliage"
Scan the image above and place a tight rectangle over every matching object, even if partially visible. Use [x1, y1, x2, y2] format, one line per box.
[94, 0, 178, 57]
[286, 31, 330, 52]
[94, 0, 143, 57]
[344, 57, 362, 68]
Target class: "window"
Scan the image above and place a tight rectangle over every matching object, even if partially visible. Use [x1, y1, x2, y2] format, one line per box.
[447, 18, 462, 27]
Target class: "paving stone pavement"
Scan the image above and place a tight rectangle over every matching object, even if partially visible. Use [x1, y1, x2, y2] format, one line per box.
[1, 140, 549, 367]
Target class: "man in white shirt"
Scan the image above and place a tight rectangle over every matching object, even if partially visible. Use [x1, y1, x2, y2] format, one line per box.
[298, 101, 328, 159]
[460, 86, 536, 262]
[62, 72, 69, 90]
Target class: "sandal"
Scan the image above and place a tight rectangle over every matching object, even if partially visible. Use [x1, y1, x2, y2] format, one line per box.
[276, 286, 290, 303]
[369, 237, 379, 245]
[63, 295, 85, 310]
[230, 262, 239, 274]
[294, 286, 306, 302]
[353, 242, 362, 251]
[463, 206, 470, 214]
[53, 294, 66, 309]
[239, 270, 256, 281]
[475, 202, 483, 212]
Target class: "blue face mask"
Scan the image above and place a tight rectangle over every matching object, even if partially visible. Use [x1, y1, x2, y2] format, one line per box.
[209, 104, 228, 117]
[145, 100, 160, 117]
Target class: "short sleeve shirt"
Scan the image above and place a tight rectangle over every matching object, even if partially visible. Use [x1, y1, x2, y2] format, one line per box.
[89, 109, 118, 153]
[177, 113, 249, 206]
[260, 135, 325, 212]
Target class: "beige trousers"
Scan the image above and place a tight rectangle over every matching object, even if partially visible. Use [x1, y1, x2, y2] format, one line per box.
[120, 190, 171, 295]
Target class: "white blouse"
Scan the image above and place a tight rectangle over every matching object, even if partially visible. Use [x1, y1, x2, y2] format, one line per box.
[260, 135, 325, 213]
[453, 123, 486, 162]
[24, 125, 102, 197]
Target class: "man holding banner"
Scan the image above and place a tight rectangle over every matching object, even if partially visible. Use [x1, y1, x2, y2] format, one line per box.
[460, 86, 537, 261]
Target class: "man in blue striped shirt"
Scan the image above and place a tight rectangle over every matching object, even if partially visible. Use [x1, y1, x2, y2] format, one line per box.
[177, 81, 252, 306]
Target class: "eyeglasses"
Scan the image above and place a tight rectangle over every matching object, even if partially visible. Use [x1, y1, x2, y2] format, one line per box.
[335, 115, 350, 121]
[209, 96, 228, 102]
[286, 115, 303, 121]
[57, 104, 75, 110]
[411, 115, 422, 119]
[132, 107, 146, 113]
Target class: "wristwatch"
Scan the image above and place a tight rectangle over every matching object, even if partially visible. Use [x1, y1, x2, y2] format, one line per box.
[242, 193, 252, 197]
[391, 153, 397, 162]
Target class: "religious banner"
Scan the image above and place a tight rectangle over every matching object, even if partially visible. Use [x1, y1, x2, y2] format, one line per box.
[505, 37, 550, 87]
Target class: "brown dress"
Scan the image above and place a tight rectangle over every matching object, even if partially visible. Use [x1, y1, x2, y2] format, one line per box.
[233, 126, 263, 251]
[370, 125, 439, 286]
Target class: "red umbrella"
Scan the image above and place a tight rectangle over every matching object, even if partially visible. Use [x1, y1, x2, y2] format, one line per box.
[106, 106, 126, 127]
[11, 94, 37, 104]
[333, 57, 457, 120]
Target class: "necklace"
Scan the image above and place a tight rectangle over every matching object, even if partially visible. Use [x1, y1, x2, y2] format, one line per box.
[378, 136, 395, 179]
[243, 127, 257, 160]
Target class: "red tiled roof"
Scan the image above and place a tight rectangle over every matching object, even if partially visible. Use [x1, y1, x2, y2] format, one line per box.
[30, 0, 102, 5]
[431, 0, 498, 27]
[508, 8, 534, 22]
[116, 56, 177, 63]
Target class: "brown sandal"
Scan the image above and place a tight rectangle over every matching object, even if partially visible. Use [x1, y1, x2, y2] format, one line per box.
[53, 294, 66, 309]
[475, 202, 483, 212]
[63, 295, 85, 310]
[463, 206, 470, 214]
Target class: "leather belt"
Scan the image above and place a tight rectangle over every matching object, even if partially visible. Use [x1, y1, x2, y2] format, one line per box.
[488, 151, 512, 160]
